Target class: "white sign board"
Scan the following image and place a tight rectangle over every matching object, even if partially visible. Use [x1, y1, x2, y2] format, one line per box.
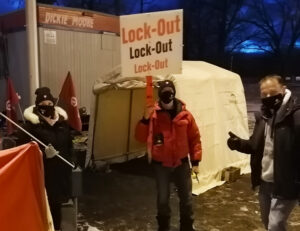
[44, 30, 57, 45]
[120, 10, 183, 77]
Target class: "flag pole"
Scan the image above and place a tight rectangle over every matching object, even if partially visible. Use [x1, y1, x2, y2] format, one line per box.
[0, 112, 75, 168]
[55, 97, 59, 106]
[17, 103, 25, 123]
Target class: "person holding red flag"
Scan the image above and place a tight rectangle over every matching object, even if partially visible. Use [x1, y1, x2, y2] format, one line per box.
[5, 78, 20, 134]
[16, 87, 72, 231]
[58, 72, 82, 131]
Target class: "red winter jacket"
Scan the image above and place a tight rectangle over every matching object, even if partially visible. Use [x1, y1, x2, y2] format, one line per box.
[135, 100, 202, 167]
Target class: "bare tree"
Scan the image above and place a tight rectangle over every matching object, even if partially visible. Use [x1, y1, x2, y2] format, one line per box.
[243, 0, 300, 73]
[199, 0, 251, 66]
[180, 0, 256, 66]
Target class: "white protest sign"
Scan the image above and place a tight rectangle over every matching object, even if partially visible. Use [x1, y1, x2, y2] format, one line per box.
[120, 9, 183, 77]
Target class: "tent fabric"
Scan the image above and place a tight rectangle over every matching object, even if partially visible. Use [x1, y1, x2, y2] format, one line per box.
[93, 65, 174, 94]
[173, 61, 250, 194]
[88, 61, 250, 195]
[0, 142, 54, 231]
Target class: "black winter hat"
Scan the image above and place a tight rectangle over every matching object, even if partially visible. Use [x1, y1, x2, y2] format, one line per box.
[35, 87, 55, 105]
[157, 80, 176, 97]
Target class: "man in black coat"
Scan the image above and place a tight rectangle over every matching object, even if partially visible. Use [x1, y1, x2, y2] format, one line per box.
[227, 75, 300, 231]
[16, 87, 72, 231]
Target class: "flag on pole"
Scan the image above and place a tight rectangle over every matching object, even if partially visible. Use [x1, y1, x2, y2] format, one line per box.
[58, 72, 82, 131]
[0, 142, 54, 231]
[6, 78, 20, 134]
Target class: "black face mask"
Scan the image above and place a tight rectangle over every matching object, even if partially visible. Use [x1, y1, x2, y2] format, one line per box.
[37, 105, 55, 118]
[261, 94, 284, 111]
[160, 91, 174, 104]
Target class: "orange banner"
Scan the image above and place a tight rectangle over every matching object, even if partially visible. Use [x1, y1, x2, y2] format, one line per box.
[0, 142, 54, 231]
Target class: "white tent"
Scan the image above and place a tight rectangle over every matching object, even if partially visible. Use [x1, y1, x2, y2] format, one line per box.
[87, 61, 250, 194]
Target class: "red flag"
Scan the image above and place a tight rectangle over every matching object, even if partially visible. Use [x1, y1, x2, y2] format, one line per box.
[6, 78, 20, 134]
[59, 72, 82, 131]
[0, 142, 54, 231]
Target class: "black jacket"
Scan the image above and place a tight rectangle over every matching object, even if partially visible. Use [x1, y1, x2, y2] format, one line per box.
[236, 97, 300, 200]
[16, 105, 72, 203]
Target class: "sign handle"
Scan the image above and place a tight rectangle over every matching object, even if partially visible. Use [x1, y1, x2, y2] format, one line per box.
[146, 76, 154, 106]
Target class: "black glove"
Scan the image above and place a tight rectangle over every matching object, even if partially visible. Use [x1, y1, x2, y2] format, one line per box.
[227, 132, 241, 151]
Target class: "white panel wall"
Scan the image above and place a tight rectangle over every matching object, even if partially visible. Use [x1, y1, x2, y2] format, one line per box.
[39, 28, 121, 113]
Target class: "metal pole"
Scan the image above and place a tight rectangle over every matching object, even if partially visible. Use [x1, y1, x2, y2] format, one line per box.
[26, 0, 40, 105]
[0, 112, 75, 168]
[17, 103, 25, 123]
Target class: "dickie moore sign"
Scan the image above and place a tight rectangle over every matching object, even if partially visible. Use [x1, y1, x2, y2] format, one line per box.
[120, 9, 183, 77]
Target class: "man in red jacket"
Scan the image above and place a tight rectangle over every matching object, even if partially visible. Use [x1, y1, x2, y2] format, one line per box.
[135, 80, 202, 231]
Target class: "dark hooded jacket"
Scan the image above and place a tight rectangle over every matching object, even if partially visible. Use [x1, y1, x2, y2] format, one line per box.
[235, 96, 300, 200]
[16, 105, 72, 203]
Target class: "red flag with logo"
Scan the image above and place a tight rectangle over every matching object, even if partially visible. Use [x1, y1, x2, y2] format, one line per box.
[6, 78, 20, 134]
[58, 72, 82, 131]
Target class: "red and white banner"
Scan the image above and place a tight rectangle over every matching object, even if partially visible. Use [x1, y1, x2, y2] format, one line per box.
[6, 78, 20, 134]
[120, 9, 183, 77]
[59, 72, 82, 131]
[0, 142, 54, 231]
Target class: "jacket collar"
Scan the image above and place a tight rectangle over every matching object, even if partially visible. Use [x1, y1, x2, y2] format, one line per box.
[261, 89, 295, 121]
[152, 99, 189, 121]
[275, 95, 298, 124]
[24, 105, 68, 125]
[261, 96, 299, 124]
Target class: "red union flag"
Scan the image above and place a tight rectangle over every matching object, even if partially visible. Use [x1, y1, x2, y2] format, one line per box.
[59, 72, 82, 131]
[6, 78, 20, 134]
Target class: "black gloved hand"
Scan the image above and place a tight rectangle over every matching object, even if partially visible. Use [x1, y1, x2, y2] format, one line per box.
[227, 132, 241, 151]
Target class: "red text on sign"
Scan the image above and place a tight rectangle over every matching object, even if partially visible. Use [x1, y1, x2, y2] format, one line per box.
[134, 58, 169, 73]
[122, 15, 181, 44]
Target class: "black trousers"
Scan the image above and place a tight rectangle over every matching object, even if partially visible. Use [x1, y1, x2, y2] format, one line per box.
[152, 159, 194, 220]
[48, 199, 62, 230]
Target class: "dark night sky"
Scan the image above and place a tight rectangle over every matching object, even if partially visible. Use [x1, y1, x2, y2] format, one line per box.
[1, 0, 300, 71]
[0, 0, 181, 14]
[0, 0, 24, 14]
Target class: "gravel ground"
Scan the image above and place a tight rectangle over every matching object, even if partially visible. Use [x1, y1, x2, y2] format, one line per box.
[77, 161, 300, 231]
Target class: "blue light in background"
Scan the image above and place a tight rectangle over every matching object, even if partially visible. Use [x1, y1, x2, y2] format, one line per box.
[234, 40, 271, 54]
[0, 0, 24, 15]
[1, 0, 298, 56]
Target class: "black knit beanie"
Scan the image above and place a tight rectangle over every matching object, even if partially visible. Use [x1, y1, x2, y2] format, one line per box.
[35, 87, 55, 105]
[157, 80, 176, 98]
